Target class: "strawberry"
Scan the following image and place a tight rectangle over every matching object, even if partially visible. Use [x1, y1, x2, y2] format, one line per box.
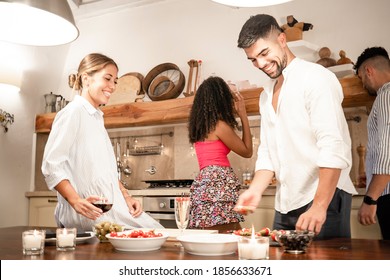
[259, 227, 271, 236]
[270, 230, 278, 241]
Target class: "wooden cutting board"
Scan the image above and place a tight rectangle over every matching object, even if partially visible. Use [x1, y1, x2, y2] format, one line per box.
[107, 72, 144, 105]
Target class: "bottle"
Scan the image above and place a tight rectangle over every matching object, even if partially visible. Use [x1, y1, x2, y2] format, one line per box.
[242, 168, 252, 186]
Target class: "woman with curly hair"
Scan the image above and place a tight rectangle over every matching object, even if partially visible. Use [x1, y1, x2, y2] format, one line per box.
[188, 76, 253, 232]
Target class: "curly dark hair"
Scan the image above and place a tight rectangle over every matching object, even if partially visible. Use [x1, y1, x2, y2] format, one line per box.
[237, 14, 283, 49]
[188, 76, 238, 144]
[354, 47, 389, 74]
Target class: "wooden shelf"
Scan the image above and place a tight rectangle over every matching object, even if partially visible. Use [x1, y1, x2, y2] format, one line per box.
[35, 76, 374, 133]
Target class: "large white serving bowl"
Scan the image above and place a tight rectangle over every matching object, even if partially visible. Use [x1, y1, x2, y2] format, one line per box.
[105, 230, 169, 252]
[176, 234, 239, 256]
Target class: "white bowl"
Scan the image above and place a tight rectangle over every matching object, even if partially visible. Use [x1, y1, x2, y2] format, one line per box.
[176, 234, 239, 256]
[105, 230, 169, 252]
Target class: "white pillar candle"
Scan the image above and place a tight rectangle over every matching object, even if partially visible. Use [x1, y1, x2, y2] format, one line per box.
[57, 233, 75, 247]
[22, 230, 45, 255]
[23, 234, 42, 249]
[56, 228, 77, 250]
[238, 237, 269, 260]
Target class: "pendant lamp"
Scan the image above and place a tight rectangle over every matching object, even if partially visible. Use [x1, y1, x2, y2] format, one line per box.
[211, 0, 293, 7]
[0, 0, 79, 46]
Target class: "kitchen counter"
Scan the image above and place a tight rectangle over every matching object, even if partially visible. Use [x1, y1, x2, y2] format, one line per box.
[1, 226, 389, 260]
[26, 186, 367, 198]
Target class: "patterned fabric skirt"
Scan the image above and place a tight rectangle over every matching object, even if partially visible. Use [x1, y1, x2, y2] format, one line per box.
[189, 165, 244, 229]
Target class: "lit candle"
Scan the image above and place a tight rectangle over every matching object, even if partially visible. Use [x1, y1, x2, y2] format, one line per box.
[23, 230, 43, 249]
[238, 225, 269, 260]
[56, 228, 76, 249]
[22, 229, 45, 255]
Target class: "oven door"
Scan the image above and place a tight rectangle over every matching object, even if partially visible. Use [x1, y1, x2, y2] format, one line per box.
[146, 212, 177, 228]
[143, 197, 178, 228]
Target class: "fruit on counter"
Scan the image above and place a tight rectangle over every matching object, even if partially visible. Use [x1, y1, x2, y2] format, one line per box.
[270, 229, 286, 241]
[233, 227, 286, 241]
[93, 221, 123, 242]
[233, 227, 271, 237]
[259, 227, 270, 236]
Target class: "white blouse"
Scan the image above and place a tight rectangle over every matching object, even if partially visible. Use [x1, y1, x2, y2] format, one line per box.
[42, 95, 163, 231]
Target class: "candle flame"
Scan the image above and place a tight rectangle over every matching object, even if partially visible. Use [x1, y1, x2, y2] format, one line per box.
[251, 224, 255, 240]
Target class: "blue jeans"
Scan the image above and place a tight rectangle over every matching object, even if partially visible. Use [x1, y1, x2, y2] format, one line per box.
[273, 188, 352, 240]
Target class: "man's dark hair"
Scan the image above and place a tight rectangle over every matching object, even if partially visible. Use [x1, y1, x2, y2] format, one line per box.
[354, 47, 389, 74]
[237, 14, 283, 49]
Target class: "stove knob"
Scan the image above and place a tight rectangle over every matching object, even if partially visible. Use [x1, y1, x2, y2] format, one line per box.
[159, 202, 166, 208]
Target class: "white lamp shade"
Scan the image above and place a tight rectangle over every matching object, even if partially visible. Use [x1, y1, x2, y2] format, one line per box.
[0, 0, 79, 46]
[211, 0, 293, 7]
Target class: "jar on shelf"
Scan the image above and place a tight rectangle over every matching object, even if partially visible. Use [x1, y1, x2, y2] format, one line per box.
[242, 169, 253, 186]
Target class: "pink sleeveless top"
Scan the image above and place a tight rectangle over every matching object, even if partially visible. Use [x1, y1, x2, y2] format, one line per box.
[194, 139, 231, 170]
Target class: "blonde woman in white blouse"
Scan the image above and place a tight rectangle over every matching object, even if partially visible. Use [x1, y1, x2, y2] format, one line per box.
[42, 53, 163, 231]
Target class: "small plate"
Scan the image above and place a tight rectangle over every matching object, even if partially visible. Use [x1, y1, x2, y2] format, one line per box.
[45, 231, 95, 245]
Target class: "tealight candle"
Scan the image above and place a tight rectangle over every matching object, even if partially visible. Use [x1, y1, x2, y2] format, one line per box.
[56, 228, 77, 251]
[22, 230, 45, 255]
[238, 236, 269, 260]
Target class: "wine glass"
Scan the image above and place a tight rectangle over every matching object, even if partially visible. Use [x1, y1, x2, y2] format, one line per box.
[91, 181, 114, 214]
[174, 194, 191, 234]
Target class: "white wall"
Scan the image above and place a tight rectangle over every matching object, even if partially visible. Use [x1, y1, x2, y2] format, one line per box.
[1, 0, 389, 227]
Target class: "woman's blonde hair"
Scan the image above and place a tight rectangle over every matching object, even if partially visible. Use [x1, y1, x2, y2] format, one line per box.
[68, 53, 118, 91]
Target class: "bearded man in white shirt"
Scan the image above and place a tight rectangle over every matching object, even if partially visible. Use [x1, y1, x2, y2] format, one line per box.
[234, 14, 357, 239]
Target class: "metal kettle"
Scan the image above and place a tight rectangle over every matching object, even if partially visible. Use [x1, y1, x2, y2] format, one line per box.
[44, 92, 58, 113]
[44, 92, 66, 113]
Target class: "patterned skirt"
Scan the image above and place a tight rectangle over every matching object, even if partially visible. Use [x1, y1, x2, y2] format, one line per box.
[189, 165, 244, 229]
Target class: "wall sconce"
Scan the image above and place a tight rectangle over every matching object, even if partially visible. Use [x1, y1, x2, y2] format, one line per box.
[0, 0, 79, 46]
[211, 0, 293, 7]
[0, 109, 14, 132]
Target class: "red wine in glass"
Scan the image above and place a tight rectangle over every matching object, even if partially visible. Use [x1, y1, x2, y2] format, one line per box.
[92, 202, 113, 213]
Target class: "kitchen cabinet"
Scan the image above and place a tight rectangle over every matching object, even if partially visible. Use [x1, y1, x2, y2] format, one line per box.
[240, 195, 275, 230]
[27, 192, 142, 227]
[28, 197, 57, 227]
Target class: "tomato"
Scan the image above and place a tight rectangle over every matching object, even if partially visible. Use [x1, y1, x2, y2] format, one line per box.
[109, 229, 163, 239]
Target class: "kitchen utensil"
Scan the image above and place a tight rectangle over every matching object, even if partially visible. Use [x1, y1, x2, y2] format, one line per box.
[183, 59, 200, 97]
[106, 73, 143, 105]
[44, 92, 59, 113]
[143, 63, 185, 101]
[123, 159, 132, 177]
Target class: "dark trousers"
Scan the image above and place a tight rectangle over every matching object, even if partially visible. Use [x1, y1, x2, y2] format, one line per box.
[273, 188, 352, 240]
[377, 194, 390, 240]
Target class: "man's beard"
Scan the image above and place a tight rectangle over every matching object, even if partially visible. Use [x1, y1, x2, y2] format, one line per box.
[262, 54, 287, 79]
